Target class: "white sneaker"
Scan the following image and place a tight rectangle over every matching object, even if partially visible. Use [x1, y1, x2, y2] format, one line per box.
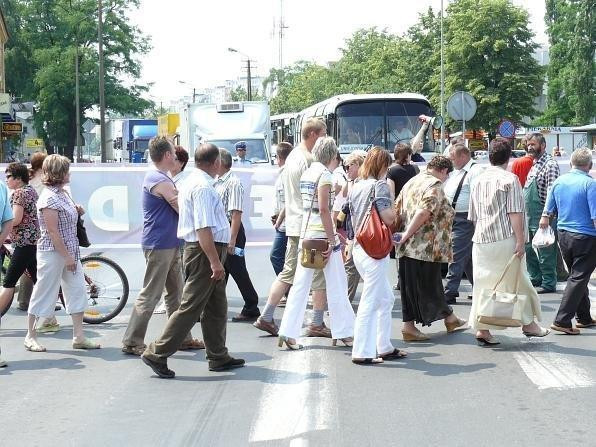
[153, 301, 166, 315]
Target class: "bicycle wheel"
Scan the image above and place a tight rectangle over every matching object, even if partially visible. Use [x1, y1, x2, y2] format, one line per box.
[81, 255, 129, 324]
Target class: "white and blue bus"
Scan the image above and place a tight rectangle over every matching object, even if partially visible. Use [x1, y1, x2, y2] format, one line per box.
[292, 93, 440, 155]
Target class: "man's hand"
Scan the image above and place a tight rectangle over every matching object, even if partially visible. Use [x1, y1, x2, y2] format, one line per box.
[271, 214, 278, 226]
[210, 260, 225, 281]
[514, 240, 525, 258]
[418, 115, 431, 124]
[539, 216, 550, 230]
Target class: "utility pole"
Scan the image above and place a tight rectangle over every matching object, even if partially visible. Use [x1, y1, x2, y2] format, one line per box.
[75, 45, 82, 161]
[246, 59, 252, 101]
[98, 0, 107, 163]
[278, 0, 288, 69]
[440, 0, 445, 153]
[192, 88, 196, 103]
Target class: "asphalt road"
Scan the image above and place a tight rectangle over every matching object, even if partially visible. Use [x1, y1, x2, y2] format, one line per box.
[1, 247, 595, 447]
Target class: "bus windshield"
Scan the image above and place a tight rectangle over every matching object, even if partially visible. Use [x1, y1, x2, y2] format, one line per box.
[336, 100, 434, 154]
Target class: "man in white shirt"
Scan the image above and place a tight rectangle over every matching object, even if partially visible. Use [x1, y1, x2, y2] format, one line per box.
[142, 143, 245, 378]
[233, 141, 252, 166]
[443, 143, 484, 303]
[254, 119, 329, 336]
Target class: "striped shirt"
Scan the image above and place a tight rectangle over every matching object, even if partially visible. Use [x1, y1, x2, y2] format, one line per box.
[468, 166, 527, 244]
[525, 152, 560, 204]
[300, 162, 334, 239]
[177, 169, 231, 244]
[37, 186, 80, 260]
[214, 170, 244, 221]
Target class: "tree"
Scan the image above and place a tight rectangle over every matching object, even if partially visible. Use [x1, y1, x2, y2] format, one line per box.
[229, 85, 265, 102]
[541, 0, 595, 125]
[2, 0, 153, 159]
[442, 0, 543, 132]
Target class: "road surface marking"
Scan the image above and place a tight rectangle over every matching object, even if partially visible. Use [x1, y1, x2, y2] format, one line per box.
[513, 341, 594, 390]
[249, 340, 334, 444]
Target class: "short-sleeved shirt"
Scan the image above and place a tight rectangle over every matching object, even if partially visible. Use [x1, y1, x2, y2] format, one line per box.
[443, 159, 484, 212]
[214, 170, 244, 220]
[348, 178, 392, 243]
[141, 169, 179, 250]
[37, 186, 80, 260]
[386, 164, 419, 198]
[177, 169, 231, 244]
[0, 182, 13, 226]
[468, 166, 527, 244]
[10, 185, 40, 247]
[543, 169, 596, 236]
[511, 155, 534, 187]
[283, 146, 313, 237]
[332, 166, 348, 212]
[300, 162, 334, 240]
[274, 166, 286, 232]
[396, 171, 455, 263]
[525, 152, 560, 204]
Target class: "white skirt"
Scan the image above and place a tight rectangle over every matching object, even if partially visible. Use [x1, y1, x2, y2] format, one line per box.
[469, 236, 542, 330]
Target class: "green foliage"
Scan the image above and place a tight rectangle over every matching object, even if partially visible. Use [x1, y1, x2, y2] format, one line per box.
[229, 85, 265, 102]
[2, 0, 153, 159]
[442, 0, 543, 131]
[541, 0, 595, 125]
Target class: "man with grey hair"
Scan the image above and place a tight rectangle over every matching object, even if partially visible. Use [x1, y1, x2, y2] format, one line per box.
[443, 142, 483, 303]
[214, 148, 261, 322]
[524, 132, 560, 293]
[539, 148, 596, 334]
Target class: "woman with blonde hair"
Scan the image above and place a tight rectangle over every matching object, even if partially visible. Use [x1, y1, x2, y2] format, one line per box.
[277, 137, 355, 350]
[348, 147, 407, 364]
[24, 155, 100, 352]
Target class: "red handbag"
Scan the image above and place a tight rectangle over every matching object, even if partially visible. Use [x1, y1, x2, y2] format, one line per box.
[356, 184, 393, 259]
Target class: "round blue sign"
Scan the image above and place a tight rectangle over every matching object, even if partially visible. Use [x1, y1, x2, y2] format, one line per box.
[498, 119, 516, 138]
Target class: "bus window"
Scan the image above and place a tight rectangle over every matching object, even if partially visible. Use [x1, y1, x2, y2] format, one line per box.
[336, 101, 384, 153]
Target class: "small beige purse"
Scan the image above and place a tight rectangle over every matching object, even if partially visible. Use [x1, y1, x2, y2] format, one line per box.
[477, 255, 528, 327]
[300, 173, 329, 270]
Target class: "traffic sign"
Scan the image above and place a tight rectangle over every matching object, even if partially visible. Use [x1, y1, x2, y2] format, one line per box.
[26, 138, 44, 148]
[446, 91, 477, 122]
[82, 119, 95, 133]
[2, 122, 23, 134]
[497, 119, 516, 138]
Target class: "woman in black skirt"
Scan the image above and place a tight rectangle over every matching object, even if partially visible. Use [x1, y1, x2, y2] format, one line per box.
[395, 156, 467, 341]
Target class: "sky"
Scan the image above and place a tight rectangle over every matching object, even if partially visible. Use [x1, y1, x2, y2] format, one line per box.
[130, 0, 547, 104]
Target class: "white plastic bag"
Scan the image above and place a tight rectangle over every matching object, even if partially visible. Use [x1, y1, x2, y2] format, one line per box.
[532, 226, 555, 249]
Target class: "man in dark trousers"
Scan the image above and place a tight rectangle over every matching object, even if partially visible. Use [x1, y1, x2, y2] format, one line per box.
[141, 143, 244, 378]
[540, 148, 596, 335]
[214, 149, 261, 322]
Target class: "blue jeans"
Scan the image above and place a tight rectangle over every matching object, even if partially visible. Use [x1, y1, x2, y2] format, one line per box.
[444, 213, 475, 297]
[270, 229, 287, 276]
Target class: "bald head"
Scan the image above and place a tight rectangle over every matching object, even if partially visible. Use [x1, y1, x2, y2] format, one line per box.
[195, 143, 220, 166]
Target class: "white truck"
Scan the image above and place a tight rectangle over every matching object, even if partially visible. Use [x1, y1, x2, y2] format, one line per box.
[178, 101, 273, 164]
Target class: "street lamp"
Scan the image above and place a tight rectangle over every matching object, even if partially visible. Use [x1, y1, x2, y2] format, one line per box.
[178, 80, 197, 103]
[228, 47, 253, 101]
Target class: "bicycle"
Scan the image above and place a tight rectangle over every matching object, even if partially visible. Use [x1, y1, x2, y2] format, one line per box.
[0, 244, 129, 324]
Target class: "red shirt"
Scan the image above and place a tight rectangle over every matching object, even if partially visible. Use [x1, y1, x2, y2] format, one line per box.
[511, 155, 534, 187]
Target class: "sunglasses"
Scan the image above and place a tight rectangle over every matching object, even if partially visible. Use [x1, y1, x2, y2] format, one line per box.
[5, 174, 12, 179]
[237, 148, 247, 151]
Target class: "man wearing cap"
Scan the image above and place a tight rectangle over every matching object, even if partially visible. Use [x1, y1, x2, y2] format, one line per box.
[233, 141, 252, 166]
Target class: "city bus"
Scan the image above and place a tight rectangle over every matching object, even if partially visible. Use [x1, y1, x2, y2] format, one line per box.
[293, 93, 439, 155]
[271, 113, 297, 146]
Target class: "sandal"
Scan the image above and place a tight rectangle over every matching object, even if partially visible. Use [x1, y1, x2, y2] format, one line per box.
[122, 344, 146, 356]
[352, 357, 384, 365]
[379, 348, 407, 360]
[550, 324, 580, 335]
[332, 337, 353, 347]
[73, 338, 101, 350]
[522, 327, 550, 338]
[24, 337, 46, 352]
[179, 338, 205, 350]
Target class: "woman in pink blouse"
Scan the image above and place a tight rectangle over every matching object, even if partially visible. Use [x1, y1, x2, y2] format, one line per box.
[24, 155, 100, 352]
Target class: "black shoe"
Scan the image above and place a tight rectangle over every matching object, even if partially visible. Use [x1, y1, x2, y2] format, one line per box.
[209, 357, 245, 372]
[445, 295, 457, 305]
[141, 353, 175, 379]
[535, 286, 556, 294]
[231, 313, 259, 322]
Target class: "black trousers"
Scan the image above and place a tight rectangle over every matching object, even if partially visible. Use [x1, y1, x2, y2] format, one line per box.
[554, 230, 596, 328]
[3, 245, 37, 288]
[224, 223, 260, 316]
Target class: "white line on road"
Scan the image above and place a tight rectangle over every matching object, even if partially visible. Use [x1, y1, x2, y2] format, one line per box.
[249, 340, 335, 444]
[513, 340, 594, 390]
